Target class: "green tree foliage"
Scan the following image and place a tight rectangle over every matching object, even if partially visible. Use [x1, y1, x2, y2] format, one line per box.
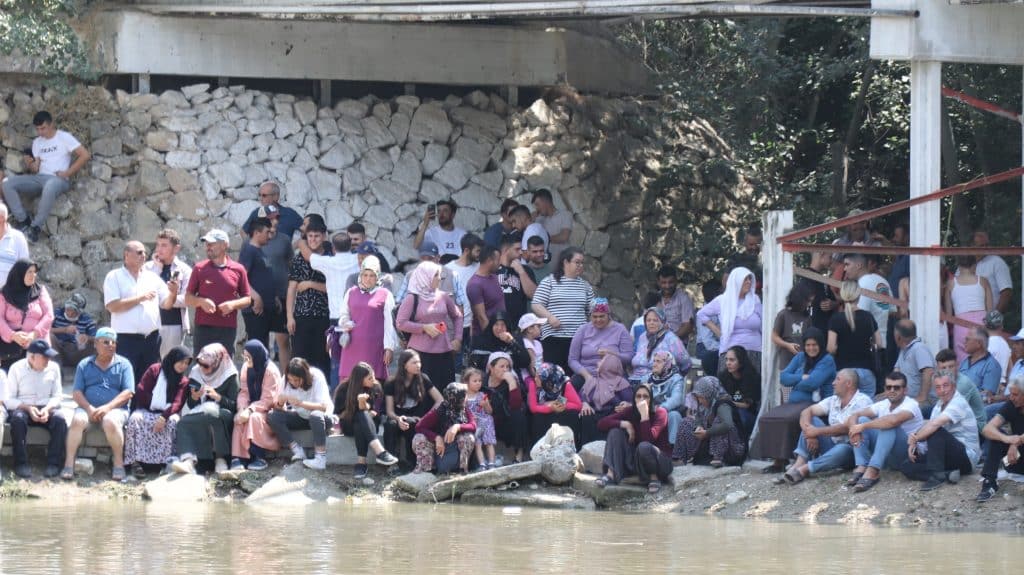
[0, 0, 96, 88]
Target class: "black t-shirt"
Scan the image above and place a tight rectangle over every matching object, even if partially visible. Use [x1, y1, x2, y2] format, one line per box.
[383, 376, 436, 418]
[155, 262, 183, 326]
[799, 275, 836, 332]
[997, 401, 1024, 434]
[496, 264, 536, 329]
[239, 243, 276, 307]
[828, 309, 877, 370]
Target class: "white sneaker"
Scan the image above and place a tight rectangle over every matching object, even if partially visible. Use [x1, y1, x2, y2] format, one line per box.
[171, 458, 196, 475]
[290, 444, 306, 462]
[303, 453, 327, 470]
[214, 458, 228, 473]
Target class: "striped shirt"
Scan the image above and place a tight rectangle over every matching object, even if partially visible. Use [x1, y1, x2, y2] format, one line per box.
[52, 308, 98, 344]
[532, 275, 594, 340]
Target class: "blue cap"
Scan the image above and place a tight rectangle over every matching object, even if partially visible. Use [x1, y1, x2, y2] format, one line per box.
[95, 327, 118, 341]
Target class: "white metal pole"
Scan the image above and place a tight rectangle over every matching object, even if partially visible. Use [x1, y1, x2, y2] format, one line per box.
[909, 60, 942, 353]
[1020, 71, 1023, 330]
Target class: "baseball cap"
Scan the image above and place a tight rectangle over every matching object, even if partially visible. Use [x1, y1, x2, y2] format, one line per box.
[257, 204, 280, 219]
[201, 229, 229, 243]
[96, 327, 118, 342]
[418, 240, 439, 258]
[27, 339, 58, 358]
[1010, 328, 1024, 342]
[984, 310, 1004, 330]
[517, 313, 548, 331]
[356, 241, 377, 255]
[64, 292, 87, 313]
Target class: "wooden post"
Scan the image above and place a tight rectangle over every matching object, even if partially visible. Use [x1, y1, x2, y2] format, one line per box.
[909, 61, 942, 352]
[748, 209, 793, 457]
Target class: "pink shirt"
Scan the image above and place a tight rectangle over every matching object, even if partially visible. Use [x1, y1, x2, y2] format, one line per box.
[396, 293, 463, 354]
[0, 286, 54, 343]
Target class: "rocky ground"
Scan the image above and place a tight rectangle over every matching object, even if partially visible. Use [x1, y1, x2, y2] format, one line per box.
[5, 455, 1023, 533]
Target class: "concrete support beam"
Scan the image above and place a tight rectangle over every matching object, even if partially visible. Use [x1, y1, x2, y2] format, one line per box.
[506, 85, 519, 107]
[217, 76, 229, 88]
[403, 83, 416, 96]
[909, 60, 941, 352]
[132, 73, 151, 94]
[82, 11, 651, 93]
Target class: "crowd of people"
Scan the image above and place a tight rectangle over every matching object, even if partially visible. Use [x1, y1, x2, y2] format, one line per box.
[0, 111, 1022, 504]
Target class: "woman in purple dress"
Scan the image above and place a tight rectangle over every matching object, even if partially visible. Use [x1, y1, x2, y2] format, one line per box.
[338, 256, 399, 382]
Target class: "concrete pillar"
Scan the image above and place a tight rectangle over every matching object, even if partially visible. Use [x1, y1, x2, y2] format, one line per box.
[748, 209, 793, 456]
[133, 73, 151, 94]
[217, 76, 229, 88]
[507, 85, 519, 107]
[1021, 73, 1023, 329]
[319, 79, 332, 108]
[403, 83, 416, 96]
[909, 61, 942, 351]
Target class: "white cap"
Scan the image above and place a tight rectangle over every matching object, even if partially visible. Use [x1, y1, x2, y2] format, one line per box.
[1010, 328, 1024, 342]
[517, 313, 548, 331]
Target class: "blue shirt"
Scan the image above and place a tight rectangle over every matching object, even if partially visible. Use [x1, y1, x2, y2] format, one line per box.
[242, 205, 303, 239]
[73, 354, 134, 407]
[52, 308, 98, 344]
[960, 352, 1002, 395]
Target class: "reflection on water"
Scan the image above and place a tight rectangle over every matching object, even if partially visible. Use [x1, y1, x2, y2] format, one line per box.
[0, 499, 1017, 574]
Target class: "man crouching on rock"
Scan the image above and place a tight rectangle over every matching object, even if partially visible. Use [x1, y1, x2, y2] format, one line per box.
[777, 369, 872, 485]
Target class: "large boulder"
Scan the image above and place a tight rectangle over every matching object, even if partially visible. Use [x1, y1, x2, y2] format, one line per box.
[246, 462, 346, 505]
[529, 423, 582, 485]
[143, 473, 208, 502]
[578, 441, 605, 475]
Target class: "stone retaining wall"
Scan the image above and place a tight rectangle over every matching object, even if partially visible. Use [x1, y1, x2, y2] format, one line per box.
[0, 79, 761, 322]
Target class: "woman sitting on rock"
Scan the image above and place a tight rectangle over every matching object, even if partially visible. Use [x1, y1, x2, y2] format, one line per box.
[527, 362, 583, 446]
[673, 376, 747, 467]
[630, 307, 690, 386]
[469, 310, 531, 372]
[338, 361, 400, 480]
[718, 345, 761, 436]
[124, 346, 192, 478]
[383, 349, 442, 468]
[267, 357, 335, 471]
[577, 354, 632, 445]
[568, 298, 634, 385]
[412, 382, 477, 474]
[646, 351, 687, 450]
[757, 327, 836, 473]
[0, 259, 54, 369]
[230, 340, 283, 471]
[172, 343, 238, 474]
[486, 351, 529, 464]
[595, 383, 672, 493]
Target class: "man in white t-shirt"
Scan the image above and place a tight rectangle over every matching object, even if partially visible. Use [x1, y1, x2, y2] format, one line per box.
[984, 311, 1011, 384]
[846, 371, 925, 492]
[843, 253, 892, 351]
[971, 231, 1013, 313]
[414, 199, 466, 258]
[903, 372, 980, 491]
[510, 205, 549, 256]
[2, 111, 91, 243]
[531, 188, 573, 264]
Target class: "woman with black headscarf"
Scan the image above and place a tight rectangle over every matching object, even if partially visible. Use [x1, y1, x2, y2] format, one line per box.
[0, 259, 53, 368]
[412, 382, 477, 474]
[596, 383, 672, 493]
[468, 310, 531, 372]
[124, 346, 192, 478]
[230, 339, 282, 471]
[757, 327, 837, 473]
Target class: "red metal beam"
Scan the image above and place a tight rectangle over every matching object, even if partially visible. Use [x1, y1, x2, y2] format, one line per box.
[942, 86, 1022, 124]
[776, 166, 1024, 244]
[782, 243, 1024, 257]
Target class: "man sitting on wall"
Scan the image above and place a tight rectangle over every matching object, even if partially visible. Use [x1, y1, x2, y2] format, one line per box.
[4, 339, 65, 479]
[2, 111, 91, 242]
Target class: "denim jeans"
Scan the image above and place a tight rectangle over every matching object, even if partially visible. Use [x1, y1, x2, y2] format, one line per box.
[852, 416, 909, 470]
[667, 410, 684, 446]
[2, 173, 70, 227]
[794, 416, 855, 474]
[853, 368, 876, 398]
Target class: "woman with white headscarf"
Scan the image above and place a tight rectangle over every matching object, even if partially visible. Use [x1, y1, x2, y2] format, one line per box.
[339, 256, 400, 382]
[696, 266, 763, 376]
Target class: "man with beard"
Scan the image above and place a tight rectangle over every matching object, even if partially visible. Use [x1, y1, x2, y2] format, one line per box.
[654, 266, 695, 343]
[415, 199, 466, 258]
[495, 238, 536, 328]
[181, 229, 251, 354]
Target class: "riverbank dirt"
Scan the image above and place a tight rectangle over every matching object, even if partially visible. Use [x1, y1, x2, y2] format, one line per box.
[4, 457, 1023, 532]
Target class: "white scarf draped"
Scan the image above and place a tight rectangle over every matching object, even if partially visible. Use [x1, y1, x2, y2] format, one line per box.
[719, 267, 757, 348]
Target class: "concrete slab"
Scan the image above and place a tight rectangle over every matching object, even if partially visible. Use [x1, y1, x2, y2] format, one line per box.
[461, 488, 597, 511]
[419, 460, 542, 502]
[245, 462, 346, 505]
[143, 473, 208, 502]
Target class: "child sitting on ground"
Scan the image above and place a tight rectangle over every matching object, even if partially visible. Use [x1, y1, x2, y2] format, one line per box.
[464, 368, 497, 470]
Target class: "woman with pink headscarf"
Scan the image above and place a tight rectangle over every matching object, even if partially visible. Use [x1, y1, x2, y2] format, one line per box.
[396, 261, 463, 389]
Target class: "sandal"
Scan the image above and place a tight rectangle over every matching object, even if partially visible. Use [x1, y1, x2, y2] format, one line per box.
[60, 467, 74, 481]
[845, 471, 865, 487]
[594, 476, 610, 488]
[647, 481, 662, 494]
[710, 460, 724, 468]
[853, 476, 880, 493]
[783, 468, 805, 485]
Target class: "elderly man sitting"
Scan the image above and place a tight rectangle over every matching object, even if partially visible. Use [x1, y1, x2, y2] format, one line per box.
[778, 369, 873, 485]
[844, 371, 925, 492]
[977, 377, 1024, 502]
[5, 339, 65, 479]
[62, 327, 135, 481]
[901, 371, 980, 491]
